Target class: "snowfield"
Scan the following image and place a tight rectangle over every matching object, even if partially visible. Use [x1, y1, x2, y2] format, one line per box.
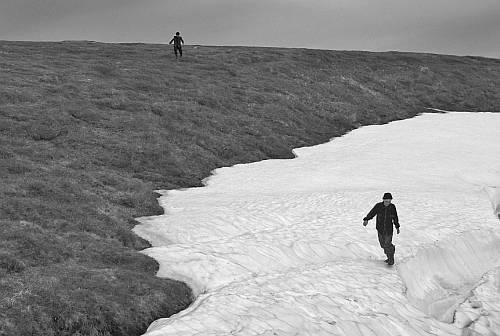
[134, 112, 500, 336]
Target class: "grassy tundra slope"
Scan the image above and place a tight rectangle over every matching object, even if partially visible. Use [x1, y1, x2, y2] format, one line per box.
[0, 41, 499, 335]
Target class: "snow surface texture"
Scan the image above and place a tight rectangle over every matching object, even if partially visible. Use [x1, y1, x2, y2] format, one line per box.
[134, 112, 500, 336]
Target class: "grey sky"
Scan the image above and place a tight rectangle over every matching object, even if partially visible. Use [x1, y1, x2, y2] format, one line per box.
[1, 0, 499, 58]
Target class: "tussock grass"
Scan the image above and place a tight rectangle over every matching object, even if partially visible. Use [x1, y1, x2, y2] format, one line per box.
[0, 40, 499, 335]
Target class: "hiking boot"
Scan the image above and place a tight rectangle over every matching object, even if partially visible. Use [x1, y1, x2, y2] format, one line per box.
[387, 255, 394, 265]
[387, 246, 395, 265]
[384, 258, 389, 263]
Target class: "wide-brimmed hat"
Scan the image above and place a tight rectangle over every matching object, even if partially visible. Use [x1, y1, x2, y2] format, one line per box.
[383, 192, 393, 200]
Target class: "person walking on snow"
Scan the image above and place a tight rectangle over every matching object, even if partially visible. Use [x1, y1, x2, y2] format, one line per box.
[169, 32, 184, 58]
[363, 193, 400, 265]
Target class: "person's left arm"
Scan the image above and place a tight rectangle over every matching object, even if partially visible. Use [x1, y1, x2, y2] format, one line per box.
[393, 204, 400, 234]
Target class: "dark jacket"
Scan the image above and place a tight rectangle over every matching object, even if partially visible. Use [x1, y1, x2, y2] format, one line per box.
[363, 202, 399, 235]
[169, 35, 184, 46]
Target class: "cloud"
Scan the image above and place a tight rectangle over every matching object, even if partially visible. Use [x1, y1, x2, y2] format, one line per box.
[0, 0, 499, 58]
[0, 0, 139, 39]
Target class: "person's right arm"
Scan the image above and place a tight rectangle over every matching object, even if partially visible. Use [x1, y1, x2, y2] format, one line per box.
[363, 204, 378, 226]
[169, 37, 174, 44]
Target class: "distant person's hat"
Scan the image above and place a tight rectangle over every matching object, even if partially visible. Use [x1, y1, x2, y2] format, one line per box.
[383, 193, 393, 200]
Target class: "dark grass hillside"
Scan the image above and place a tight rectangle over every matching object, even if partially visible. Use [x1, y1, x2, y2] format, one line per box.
[0, 40, 499, 335]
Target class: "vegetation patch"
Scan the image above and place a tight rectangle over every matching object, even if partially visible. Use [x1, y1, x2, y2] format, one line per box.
[0, 41, 499, 335]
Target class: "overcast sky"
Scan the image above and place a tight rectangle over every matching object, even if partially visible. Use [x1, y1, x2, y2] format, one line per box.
[1, 0, 499, 58]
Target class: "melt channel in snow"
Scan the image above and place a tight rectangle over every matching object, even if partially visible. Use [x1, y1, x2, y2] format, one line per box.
[134, 111, 500, 336]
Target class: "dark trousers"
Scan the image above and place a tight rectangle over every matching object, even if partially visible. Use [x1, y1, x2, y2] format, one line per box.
[377, 232, 395, 257]
[174, 45, 182, 57]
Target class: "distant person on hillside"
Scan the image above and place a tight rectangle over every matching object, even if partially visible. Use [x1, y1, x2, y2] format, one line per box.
[363, 193, 400, 265]
[169, 32, 184, 58]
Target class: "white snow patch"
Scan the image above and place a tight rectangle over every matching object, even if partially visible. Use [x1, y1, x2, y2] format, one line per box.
[485, 186, 500, 219]
[134, 112, 500, 336]
[399, 230, 500, 323]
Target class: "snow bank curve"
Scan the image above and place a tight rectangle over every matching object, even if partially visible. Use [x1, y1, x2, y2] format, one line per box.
[134, 112, 500, 336]
[399, 230, 500, 323]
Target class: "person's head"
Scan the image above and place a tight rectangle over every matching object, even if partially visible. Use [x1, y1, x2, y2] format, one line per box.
[176, 32, 180, 36]
[382, 192, 393, 205]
